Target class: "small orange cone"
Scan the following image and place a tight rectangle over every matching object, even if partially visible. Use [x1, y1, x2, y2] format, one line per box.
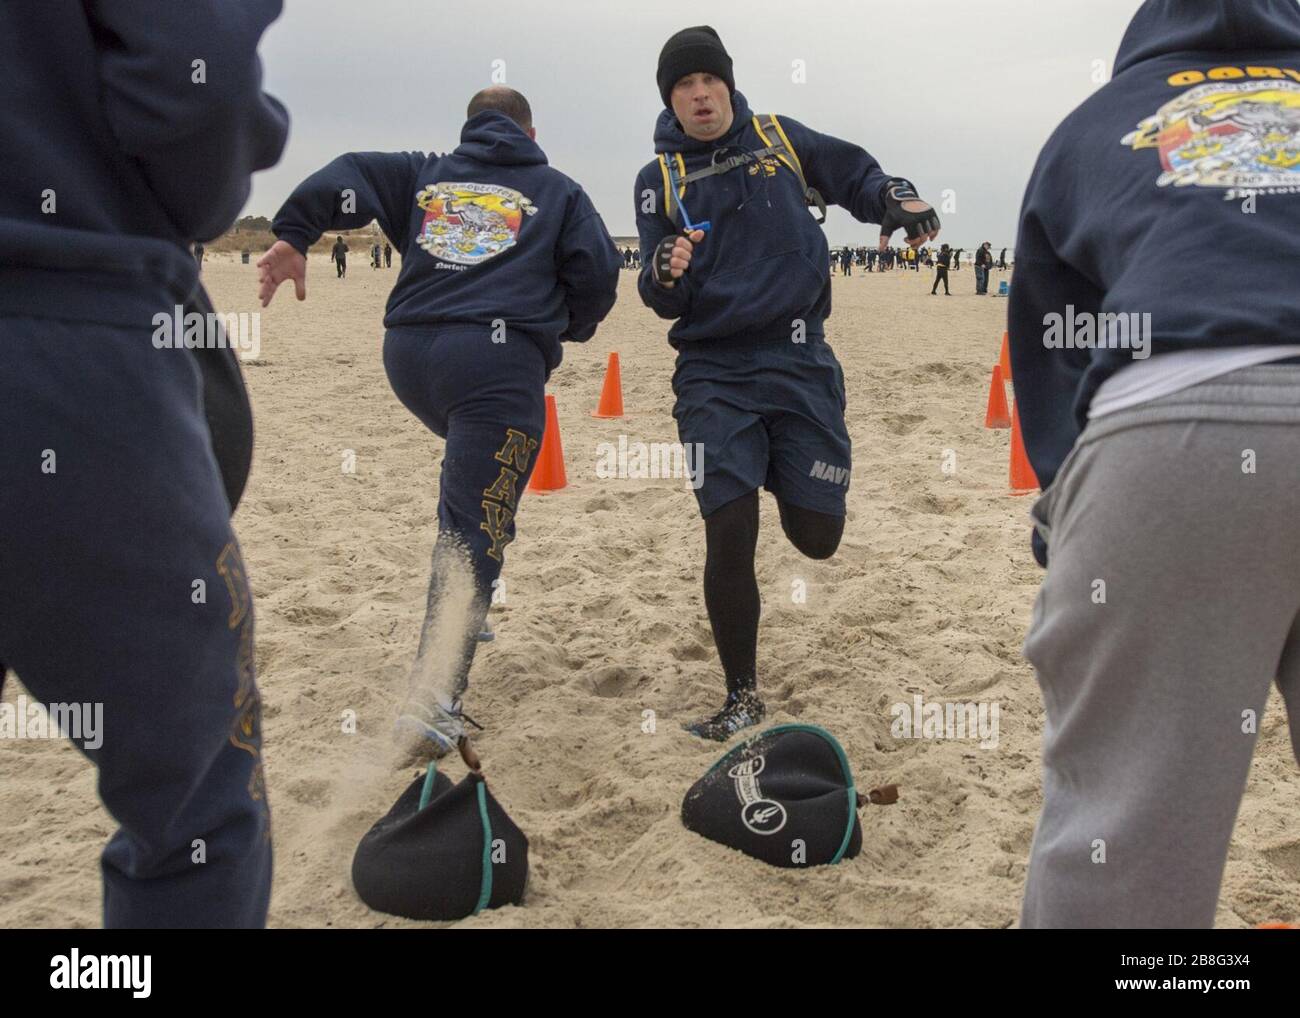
[592, 351, 624, 418]
[528, 394, 567, 493]
[1009, 403, 1039, 494]
[999, 331, 1013, 381]
[984, 364, 1011, 429]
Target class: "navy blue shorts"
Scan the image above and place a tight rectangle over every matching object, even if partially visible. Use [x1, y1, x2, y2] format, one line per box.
[672, 336, 851, 518]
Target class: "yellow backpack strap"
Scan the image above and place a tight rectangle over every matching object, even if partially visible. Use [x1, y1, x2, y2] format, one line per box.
[751, 113, 826, 224]
[752, 114, 801, 178]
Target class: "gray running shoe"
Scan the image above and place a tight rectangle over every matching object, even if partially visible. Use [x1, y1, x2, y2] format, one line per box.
[396, 698, 479, 758]
[684, 689, 766, 741]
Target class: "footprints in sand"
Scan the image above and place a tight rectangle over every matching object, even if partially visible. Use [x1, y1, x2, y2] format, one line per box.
[901, 362, 982, 386]
[276, 603, 343, 627]
[538, 563, 584, 590]
[285, 776, 333, 808]
[878, 411, 927, 436]
[585, 666, 642, 699]
[668, 641, 711, 663]
[1260, 840, 1300, 881]
[579, 598, 624, 621]
[901, 491, 967, 515]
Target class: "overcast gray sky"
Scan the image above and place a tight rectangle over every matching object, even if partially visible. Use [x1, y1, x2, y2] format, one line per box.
[250, 0, 1147, 247]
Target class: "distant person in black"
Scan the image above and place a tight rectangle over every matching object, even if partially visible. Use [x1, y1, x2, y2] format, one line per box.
[931, 243, 951, 295]
[975, 241, 993, 294]
[193, 242, 205, 270]
[998, 246, 1007, 270]
[952, 247, 962, 271]
[331, 236, 348, 277]
[371, 242, 381, 269]
[384, 242, 392, 268]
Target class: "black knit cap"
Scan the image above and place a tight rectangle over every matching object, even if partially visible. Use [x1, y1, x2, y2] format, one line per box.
[657, 25, 734, 109]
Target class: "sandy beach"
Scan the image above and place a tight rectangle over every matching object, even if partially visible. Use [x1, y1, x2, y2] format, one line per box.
[3, 254, 1297, 929]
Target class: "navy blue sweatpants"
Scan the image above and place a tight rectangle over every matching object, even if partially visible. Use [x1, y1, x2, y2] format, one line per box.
[382, 326, 546, 695]
[0, 317, 271, 928]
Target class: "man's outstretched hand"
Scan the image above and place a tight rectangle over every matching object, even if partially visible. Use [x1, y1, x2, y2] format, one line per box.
[878, 179, 941, 251]
[257, 240, 307, 307]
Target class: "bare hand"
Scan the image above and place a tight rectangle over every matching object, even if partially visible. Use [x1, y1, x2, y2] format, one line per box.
[257, 240, 307, 307]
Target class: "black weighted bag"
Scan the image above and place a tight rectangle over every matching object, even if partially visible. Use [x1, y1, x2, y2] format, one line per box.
[352, 767, 528, 921]
[681, 724, 896, 868]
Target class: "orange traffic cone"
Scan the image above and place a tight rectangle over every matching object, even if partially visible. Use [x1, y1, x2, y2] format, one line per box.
[528, 394, 567, 493]
[592, 351, 624, 418]
[999, 331, 1013, 381]
[984, 364, 1011, 429]
[1009, 403, 1039, 494]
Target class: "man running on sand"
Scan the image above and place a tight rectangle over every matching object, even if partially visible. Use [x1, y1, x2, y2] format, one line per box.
[1012, 0, 1300, 928]
[636, 26, 939, 739]
[259, 87, 620, 765]
[331, 235, 349, 277]
[0, 0, 287, 928]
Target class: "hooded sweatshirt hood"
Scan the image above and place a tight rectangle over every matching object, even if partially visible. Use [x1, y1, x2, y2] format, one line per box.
[453, 110, 548, 166]
[1114, 0, 1300, 75]
[654, 90, 754, 154]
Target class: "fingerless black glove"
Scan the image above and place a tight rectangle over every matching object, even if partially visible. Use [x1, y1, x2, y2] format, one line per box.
[653, 234, 680, 286]
[880, 178, 940, 242]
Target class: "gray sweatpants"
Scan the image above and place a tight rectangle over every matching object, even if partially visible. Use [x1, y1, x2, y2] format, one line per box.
[1020, 365, 1300, 929]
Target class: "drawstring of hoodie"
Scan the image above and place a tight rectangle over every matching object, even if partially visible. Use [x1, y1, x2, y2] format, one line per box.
[707, 146, 773, 213]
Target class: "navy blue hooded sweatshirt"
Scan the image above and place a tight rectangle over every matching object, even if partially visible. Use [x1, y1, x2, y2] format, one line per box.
[1010, 0, 1300, 563]
[634, 91, 896, 345]
[0, 1, 289, 326]
[272, 112, 621, 374]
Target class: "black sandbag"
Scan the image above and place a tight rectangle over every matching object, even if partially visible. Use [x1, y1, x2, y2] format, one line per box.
[352, 768, 528, 920]
[682, 724, 864, 868]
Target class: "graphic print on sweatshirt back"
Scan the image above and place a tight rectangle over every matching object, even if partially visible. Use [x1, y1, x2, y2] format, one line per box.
[1120, 67, 1300, 197]
[413, 182, 538, 266]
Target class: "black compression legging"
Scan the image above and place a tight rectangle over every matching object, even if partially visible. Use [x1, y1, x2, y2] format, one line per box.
[703, 491, 844, 693]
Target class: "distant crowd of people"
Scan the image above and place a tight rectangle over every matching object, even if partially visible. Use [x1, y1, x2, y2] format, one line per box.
[827, 242, 1011, 295]
[619, 240, 1012, 289]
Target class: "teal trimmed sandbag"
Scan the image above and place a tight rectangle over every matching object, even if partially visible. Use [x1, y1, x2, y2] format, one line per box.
[682, 724, 893, 868]
[351, 769, 528, 920]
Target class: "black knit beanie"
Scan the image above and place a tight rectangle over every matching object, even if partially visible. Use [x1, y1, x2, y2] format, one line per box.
[657, 26, 734, 109]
